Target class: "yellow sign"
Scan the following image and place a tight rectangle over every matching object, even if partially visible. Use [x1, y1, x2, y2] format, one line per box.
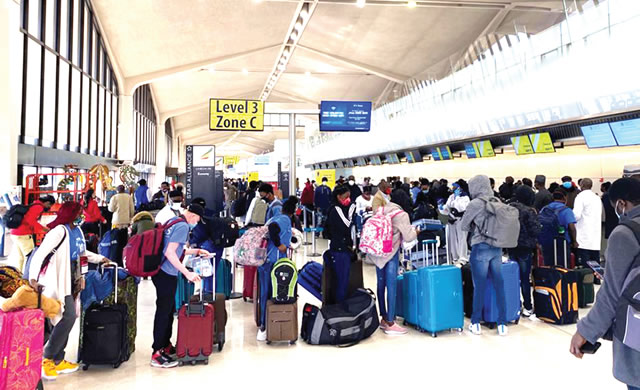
[530, 132, 556, 153]
[209, 99, 264, 131]
[223, 156, 240, 166]
[248, 172, 259, 182]
[511, 136, 534, 155]
[477, 140, 495, 157]
[315, 169, 336, 189]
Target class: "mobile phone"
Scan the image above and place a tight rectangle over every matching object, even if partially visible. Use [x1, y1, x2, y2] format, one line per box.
[586, 261, 605, 278]
[580, 341, 602, 354]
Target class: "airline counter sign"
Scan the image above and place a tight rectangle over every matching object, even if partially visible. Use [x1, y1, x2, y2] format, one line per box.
[210, 99, 264, 131]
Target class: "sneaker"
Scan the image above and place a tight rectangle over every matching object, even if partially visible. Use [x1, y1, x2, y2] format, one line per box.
[498, 324, 508, 336]
[55, 360, 79, 374]
[379, 319, 389, 330]
[163, 343, 177, 357]
[150, 351, 179, 368]
[522, 308, 534, 317]
[383, 323, 408, 335]
[468, 323, 482, 335]
[41, 359, 57, 381]
[257, 329, 267, 342]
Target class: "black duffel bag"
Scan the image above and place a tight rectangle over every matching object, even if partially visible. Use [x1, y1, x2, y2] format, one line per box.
[301, 288, 379, 347]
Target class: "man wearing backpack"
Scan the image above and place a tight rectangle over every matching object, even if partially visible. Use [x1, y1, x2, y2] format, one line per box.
[461, 175, 518, 336]
[150, 203, 209, 369]
[8, 195, 55, 271]
[258, 183, 282, 221]
[539, 192, 578, 267]
[570, 178, 640, 390]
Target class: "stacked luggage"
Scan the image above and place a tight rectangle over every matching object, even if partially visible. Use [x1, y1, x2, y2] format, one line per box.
[397, 238, 464, 337]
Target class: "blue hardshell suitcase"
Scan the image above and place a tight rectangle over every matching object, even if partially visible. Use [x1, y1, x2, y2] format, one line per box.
[404, 271, 419, 326]
[395, 274, 405, 319]
[482, 261, 521, 327]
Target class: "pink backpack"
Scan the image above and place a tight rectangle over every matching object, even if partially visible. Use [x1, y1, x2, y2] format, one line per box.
[359, 208, 403, 256]
[233, 226, 269, 266]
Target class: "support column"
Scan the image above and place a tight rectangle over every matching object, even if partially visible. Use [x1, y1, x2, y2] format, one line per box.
[117, 95, 135, 163]
[288, 113, 296, 196]
[0, 0, 20, 190]
[155, 117, 166, 186]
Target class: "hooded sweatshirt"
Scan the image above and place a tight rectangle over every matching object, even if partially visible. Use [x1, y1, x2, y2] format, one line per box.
[366, 203, 417, 269]
[460, 175, 498, 247]
[510, 186, 541, 249]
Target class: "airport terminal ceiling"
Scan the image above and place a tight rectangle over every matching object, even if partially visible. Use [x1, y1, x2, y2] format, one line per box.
[90, 0, 573, 157]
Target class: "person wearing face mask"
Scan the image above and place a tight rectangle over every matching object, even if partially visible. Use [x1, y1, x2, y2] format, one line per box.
[9, 195, 55, 272]
[258, 183, 282, 221]
[539, 191, 578, 267]
[372, 180, 392, 213]
[355, 186, 374, 216]
[570, 177, 640, 390]
[150, 203, 209, 368]
[28, 201, 112, 380]
[314, 177, 332, 226]
[324, 186, 357, 304]
[561, 175, 581, 209]
[414, 178, 437, 219]
[440, 180, 471, 264]
[347, 175, 362, 204]
[573, 178, 604, 269]
[152, 182, 171, 205]
[155, 190, 185, 225]
[410, 181, 421, 204]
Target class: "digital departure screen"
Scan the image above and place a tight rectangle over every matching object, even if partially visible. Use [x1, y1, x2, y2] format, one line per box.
[581, 123, 617, 148]
[356, 157, 367, 166]
[370, 155, 382, 165]
[385, 153, 400, 164]
[465, 143, 479, 159]
[511, 135, 534, 155]
[406, 150, 423, 163]
[529, 132, 555, 153]
[346, 159, 355, 168]
[430, 148, 442, 161]
[477, 140, 496, 157]
[610, 119, 640, 146]
[319, 101, 372, 132]
[440, 146, 453, 160]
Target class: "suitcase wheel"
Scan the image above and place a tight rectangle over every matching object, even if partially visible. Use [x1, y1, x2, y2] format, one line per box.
[431, 333, 437, 338]
[218, 342, 224, 352]
[289, 340, 296, 345]
[266, 341, 272, 345]
[457, 328, 463, 333]
[243, 297, 247, 302]
[403, 320, 407, 326]
[82, 365, 89, 371]
[515, 318, 520, 325]
[112, 362, 121, 369]
[204, 359, 209, 365]
[191, 361, 197, 366]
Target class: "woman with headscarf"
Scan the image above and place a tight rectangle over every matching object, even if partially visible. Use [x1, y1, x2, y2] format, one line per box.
[28, 201, 111, 380]
[440, 180, 471, 263]
[508, 185, 541, 317]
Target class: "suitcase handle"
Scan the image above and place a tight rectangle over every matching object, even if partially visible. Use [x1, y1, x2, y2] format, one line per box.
[101, 261, 119, 304]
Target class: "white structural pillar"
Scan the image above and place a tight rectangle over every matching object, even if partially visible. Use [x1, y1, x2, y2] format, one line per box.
[117, 95, 135, 163]
[0, 0, 20, 189]
[288, 113, 296, 196]
[155, 116, 166, 185]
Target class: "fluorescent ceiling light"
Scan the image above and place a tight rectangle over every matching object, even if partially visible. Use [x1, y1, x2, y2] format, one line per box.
[277, 63, 286, 71]
[242, 68, 249, 75]
[407, 1, 417, 7]
[300, 9, 309, 20]
[356, 0, 366, 8]
[305, 71, 311, 77]
[290, 32, 299, 42]
[295, 22, 303, 32]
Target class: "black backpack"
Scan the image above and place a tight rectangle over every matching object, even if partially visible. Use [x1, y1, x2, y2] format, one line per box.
[231, 192, 248, 217]
[5, 204, 30, 229]
[206, 217, 240, 248]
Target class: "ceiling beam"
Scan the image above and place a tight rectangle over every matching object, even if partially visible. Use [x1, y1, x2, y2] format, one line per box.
[181, 132, 275, 149]
[297, 45, 408, 84]
[123, 44, 281, 94]
[374, 80, 397, 108]
[159, 90, 263, 123]
[269, 89, 319, 105]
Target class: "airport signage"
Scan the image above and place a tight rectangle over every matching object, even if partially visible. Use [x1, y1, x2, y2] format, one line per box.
[319, 101, 372, 132]
[210, 99, 264, 131]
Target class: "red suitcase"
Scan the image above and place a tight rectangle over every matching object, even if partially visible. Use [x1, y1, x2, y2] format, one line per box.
[0, 308, 45, 390]
[243, 266, 257, 302]
[176, 292, 214, 366]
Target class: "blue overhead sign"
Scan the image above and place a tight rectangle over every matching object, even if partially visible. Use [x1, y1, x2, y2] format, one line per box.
[610, 119, 640, 146]
[581, 123, 617, 148]
[319, 101, 372, 132]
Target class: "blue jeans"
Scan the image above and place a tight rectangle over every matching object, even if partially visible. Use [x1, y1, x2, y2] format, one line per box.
[510, 247, 533, 311]
[376, 252, 399, 322]
[470, 243, 507, 325]
[327, 250, 351, 303]
[628, 386, 639, 390]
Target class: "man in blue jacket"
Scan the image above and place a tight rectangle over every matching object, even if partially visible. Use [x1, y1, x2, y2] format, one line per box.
[314, 177, 332, 226]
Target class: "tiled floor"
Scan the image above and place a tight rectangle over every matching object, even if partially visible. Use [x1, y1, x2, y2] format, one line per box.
[3, 237, 625, 389]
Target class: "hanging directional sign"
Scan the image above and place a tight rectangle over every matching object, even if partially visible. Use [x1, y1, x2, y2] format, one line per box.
[210, 99, 264, 131]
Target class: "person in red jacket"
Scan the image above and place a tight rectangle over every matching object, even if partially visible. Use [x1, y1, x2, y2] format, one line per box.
[300, 179, 314, 227]
[9, 195, 55, 271]
[81, 189, 106, 237]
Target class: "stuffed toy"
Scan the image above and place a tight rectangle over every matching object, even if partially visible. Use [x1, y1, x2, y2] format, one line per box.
[1, 285, 61, 319]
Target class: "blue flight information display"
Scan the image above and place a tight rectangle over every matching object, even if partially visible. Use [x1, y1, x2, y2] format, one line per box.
[465, 143, 478, 159]
[609, 119, 640, 146]
[581, 123, 617, 148]
[319, 101, 372, 132]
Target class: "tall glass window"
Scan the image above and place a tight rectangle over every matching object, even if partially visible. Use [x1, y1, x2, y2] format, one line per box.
[133, 85, 157, 165]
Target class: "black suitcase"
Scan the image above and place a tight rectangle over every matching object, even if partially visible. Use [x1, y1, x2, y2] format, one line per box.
[79, 263, 129, 370]
[322, 251, 363, 306]
[461, 263, 473, 318]
[575, 267, 595, 308]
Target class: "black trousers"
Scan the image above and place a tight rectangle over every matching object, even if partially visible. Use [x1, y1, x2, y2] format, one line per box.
[151, 269, 178, 352]
[112, 228, 129, 267]
[576, 248, 600, 267]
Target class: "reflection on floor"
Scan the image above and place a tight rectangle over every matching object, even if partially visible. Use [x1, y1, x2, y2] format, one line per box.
[12, 239, 624, 389]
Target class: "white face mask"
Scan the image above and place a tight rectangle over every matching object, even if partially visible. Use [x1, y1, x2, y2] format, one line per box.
[615, 200, 626, 220]
[170, 202, 182, 211]
[348, 180, 355, 186]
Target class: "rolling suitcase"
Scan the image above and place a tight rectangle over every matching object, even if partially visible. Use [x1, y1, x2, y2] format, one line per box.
[190, 292, 227, 352]
[254, 270, 261, 327]
[80, 263, 129, 370]
[175, 272, 195, 313]
[575, 267, 595, 308]
[461, 263, 473, 318]
[482, 261, 521, 328]
[395, 274, 405, 319]
[403, 271, 419, 326]
[243, 265, 258, 301]
[101, 274, 138, 356]
[416, 239, 464, 337]
[298, 262, 323, 301]
[0, 305, 44, 390]
[322, 251, 364, 306]
[265, 300, 298, 345]
[177, 287, 214, 365]
[216, 259, 232, 299]
[533, 239, 579, 325]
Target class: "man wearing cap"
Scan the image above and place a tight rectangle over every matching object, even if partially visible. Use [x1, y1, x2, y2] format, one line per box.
[150, 203, 210, 369]
[534, 175, 553, 211]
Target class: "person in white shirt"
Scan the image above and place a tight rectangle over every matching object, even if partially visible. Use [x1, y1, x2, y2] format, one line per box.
[440, 181, 471, 263]
[155, 190, 185, 225]
[355, 186, 373, 216]
[573, 178, 603, 267]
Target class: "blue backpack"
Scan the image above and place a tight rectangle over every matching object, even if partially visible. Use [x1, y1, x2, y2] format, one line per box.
[538, 205, 565, 246]
[99, 229, 118, 258]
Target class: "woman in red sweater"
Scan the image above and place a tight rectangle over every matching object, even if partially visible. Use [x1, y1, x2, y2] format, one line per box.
[81, 189, 106, 237]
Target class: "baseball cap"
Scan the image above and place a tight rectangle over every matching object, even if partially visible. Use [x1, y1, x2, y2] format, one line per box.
[186, 203, 205, 221]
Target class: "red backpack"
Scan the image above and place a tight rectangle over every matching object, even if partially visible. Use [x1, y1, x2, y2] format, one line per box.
[123, 218, 185, 277]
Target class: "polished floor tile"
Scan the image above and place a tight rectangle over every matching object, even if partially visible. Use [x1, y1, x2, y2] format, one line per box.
[10, 239, 625, 389]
